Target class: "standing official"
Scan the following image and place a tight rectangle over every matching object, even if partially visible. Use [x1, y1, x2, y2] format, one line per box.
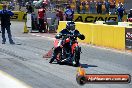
[117, 4, 125, 22]
[97, 0, 103, 14]
[104, 0, 110, 14]
[0, 4, 15, 44]
[38, 2, 47, 33]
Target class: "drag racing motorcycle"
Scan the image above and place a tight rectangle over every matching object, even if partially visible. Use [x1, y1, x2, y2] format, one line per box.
[52, 34, 84, 67]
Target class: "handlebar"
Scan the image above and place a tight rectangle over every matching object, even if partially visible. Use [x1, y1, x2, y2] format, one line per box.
[61, 34, 78, 38]
[56, 33, 85, 40]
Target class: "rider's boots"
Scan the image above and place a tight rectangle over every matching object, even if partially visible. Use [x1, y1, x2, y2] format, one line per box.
[49, 58, 54, 63]
[49, 51, 57, 63]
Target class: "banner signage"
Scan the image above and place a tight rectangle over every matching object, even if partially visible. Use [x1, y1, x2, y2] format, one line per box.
[74, 14, 127, 23]
[125, 28, 132, 50]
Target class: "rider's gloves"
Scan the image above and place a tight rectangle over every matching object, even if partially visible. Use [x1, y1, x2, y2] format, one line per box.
[78, 34, 85, 40]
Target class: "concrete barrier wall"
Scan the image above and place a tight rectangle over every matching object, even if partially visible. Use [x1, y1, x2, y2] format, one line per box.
[57, 21, 127, 50]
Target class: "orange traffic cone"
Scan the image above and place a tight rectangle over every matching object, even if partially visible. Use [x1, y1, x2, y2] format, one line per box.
[23, 21, 29, 33]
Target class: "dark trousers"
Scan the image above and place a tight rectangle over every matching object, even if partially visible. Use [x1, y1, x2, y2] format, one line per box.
[1, 25, 14, 43]
[39, 19, 45, 32]
[97, 7, 102, 14]
[76, 6, 80, 14]
[118, 14, 123, 22]
[105, 8, 109, 14]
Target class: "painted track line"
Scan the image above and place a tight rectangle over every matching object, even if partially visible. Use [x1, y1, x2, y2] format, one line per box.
[0, 70, 31, 88]
[31, 33, 55, 40]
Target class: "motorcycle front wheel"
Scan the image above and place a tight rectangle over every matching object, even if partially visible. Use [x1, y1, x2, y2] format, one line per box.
[73, 46, 81, 67]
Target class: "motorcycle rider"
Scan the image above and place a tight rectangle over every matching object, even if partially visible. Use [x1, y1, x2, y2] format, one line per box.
[49, 21, 85, 63]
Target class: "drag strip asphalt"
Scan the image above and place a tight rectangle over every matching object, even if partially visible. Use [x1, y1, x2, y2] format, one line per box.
[0, 21, 131, 88]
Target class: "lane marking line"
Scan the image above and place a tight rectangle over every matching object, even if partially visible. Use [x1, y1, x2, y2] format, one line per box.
[31, 34, 55, 40]
[0, 70, 32, 88]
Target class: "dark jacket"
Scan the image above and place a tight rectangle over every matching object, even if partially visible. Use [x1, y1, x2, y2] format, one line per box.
[0, 10, 14, 27]
[56, 29, 85, 40]
[117, 7, 125, 16]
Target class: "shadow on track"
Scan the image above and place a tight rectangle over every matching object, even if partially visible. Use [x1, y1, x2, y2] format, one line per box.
[50, 62, 98, 68]
[80, 64, 98, 68]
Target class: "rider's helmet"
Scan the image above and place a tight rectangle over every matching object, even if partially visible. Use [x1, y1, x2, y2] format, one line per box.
[66, 21, 75, 31]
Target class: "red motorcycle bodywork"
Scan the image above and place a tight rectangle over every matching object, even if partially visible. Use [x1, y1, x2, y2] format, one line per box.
[54, 37, 79, 54]
[54, 39, 59, 48]
[65, 38, 70, 43]
[128, 18, 132, 22]
[54, 38, 78, 50]
[71, 42, 78, 54]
